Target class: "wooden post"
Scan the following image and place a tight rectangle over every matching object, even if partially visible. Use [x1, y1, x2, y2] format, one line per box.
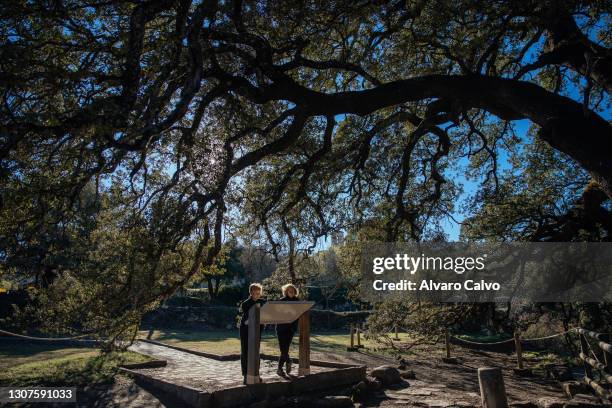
[579, 333, 593, 380]
[394, 325, 399, 341]
[514, 332, 523, 370]
[356, 324, 362, 347]
[246, 303, 261, 384]
[350, 324, 355, 348]
[298, 311, 310, 376]
[478, 367, 509, 408]
[445, 329, 451, 359]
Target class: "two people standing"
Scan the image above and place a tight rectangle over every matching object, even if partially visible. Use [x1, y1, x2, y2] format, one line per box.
[238, 283, 300, 384]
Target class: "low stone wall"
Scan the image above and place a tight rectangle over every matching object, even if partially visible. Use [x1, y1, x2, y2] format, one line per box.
[142, 305, 238, 330]
[122, 339, 365, 407]
[310, 309, 371, 330]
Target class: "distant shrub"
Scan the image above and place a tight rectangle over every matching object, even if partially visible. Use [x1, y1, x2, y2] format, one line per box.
[184, 288, 210, 301]
[164, 296, 207, 308]
[214, 285, 245, 306]
[141, 305, 238, 330]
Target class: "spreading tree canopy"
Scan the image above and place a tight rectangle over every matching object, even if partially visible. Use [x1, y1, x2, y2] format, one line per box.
[1, 0, 610, 335]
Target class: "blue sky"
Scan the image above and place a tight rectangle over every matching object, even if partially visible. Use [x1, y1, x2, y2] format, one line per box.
[440, 119, 529, 241]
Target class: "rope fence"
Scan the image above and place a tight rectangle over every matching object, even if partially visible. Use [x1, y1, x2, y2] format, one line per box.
[521, 331, 575, 342]
[450, 336, 514, 346]
[359, 324, 575, 348]
[363, 325, 611, 401]
[0, 328, 96, 341]
[451, 328, 575, 346]
[0, 329, 103, 348]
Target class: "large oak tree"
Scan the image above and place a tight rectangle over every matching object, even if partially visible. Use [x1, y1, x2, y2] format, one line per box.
[1, 0, 610, 332]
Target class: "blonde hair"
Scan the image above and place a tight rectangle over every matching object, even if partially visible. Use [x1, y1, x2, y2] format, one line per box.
[249, 283, 263, 293]
[281, 283, 299, 297]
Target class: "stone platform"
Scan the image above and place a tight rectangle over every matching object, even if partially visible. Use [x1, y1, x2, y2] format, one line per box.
[123, 340, 365, 407]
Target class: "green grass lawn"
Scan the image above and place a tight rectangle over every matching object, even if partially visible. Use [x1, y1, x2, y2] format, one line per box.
[138, 329, 413, 356]
[0, 342, 153, 386]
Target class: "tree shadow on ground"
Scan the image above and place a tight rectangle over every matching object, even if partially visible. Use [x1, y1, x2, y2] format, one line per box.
[75, 377, 184, 408]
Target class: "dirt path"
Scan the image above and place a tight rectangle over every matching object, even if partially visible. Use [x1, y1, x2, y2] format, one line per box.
[308, 344, 569, 407]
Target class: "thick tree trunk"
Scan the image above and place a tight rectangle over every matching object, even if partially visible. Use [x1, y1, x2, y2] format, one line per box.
[206, 277, 215, 300]
[213, 277, 220, 297]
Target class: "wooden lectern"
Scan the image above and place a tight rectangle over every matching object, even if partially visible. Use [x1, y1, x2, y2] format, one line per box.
[246, 301, 315, 384]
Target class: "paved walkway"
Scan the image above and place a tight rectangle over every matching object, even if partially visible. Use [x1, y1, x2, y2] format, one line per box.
[128, 341, 333, 392]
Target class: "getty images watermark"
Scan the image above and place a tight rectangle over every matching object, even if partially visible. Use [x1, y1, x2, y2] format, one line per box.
[361, 242, 612, 303]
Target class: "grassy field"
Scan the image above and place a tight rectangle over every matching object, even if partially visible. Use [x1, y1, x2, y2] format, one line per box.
[138, 329, 413, 356]
[0, 342, 153, 386]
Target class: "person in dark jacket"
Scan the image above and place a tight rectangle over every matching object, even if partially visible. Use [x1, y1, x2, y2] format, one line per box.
[276, 283, 299, 376]
[239, 283, 265, 384]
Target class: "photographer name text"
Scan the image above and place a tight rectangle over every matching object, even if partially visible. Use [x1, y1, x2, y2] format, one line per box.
[373, 279, 501, 291]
